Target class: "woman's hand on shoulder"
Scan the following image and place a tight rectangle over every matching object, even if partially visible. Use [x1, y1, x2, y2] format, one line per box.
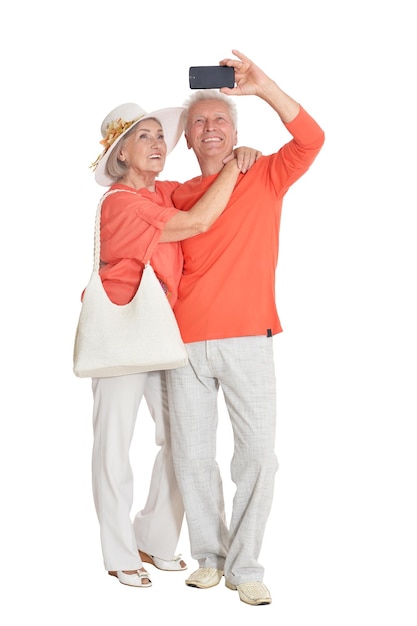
[223, 146, 262, 173]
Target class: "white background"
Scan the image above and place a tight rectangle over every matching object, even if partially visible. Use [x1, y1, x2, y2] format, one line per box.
[1, 1, 416, 624]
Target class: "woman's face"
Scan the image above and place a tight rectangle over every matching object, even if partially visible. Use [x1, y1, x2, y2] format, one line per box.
[118, 118, 167, 176]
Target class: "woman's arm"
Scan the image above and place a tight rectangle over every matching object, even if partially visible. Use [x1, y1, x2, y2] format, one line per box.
[160, 157, 240, 242]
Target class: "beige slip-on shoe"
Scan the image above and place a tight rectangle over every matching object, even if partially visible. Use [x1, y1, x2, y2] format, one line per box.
[226, 580, 272, 605]
[185, 567, 224, 588]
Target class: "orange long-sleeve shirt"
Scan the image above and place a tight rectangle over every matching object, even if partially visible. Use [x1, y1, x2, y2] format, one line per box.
[171, 106, 325, 343]
[98, 181, 183, 307]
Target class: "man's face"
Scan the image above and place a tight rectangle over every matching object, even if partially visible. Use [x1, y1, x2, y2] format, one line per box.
[185, 99, 238, 165]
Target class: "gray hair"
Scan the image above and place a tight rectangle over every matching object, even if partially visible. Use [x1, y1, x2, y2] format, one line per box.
[182, 89, 238, 131]
[106, 116, 161, 181]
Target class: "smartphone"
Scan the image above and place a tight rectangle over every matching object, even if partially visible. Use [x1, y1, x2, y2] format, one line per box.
[189, 66, 235, 89]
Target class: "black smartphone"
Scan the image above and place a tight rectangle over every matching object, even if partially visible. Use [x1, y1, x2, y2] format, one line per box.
[189, 66, 235, 89]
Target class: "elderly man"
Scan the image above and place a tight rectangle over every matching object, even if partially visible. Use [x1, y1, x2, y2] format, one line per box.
[167, 49, 325, 606]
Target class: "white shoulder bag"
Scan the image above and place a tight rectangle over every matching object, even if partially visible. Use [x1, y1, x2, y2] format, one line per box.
[73, 190, 188, 378]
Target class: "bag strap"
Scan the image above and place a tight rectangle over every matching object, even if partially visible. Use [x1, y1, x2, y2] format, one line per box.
[93, 188, 146, 272]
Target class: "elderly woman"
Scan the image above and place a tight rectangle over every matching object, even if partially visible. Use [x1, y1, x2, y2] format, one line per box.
[87, 102, 259, 588]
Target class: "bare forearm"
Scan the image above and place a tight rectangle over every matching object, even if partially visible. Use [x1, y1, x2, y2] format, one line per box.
[220, 49, 300, 123]
[257, 79, 300, 124]
[160, 159, 239, 242]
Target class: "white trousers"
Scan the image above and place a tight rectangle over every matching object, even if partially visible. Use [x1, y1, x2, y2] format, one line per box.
[91, 370, 184, 571]
[167, 336, 279, 585]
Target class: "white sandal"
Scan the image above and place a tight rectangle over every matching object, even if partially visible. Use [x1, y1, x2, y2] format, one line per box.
[108, 569, 152, 587]
[139, 550, 187, 571]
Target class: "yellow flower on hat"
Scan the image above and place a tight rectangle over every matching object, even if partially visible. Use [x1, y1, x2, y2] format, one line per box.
[90, 117, 141, 171]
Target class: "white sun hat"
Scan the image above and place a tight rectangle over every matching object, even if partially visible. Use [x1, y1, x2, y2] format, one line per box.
[91, 102, 185, 186]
